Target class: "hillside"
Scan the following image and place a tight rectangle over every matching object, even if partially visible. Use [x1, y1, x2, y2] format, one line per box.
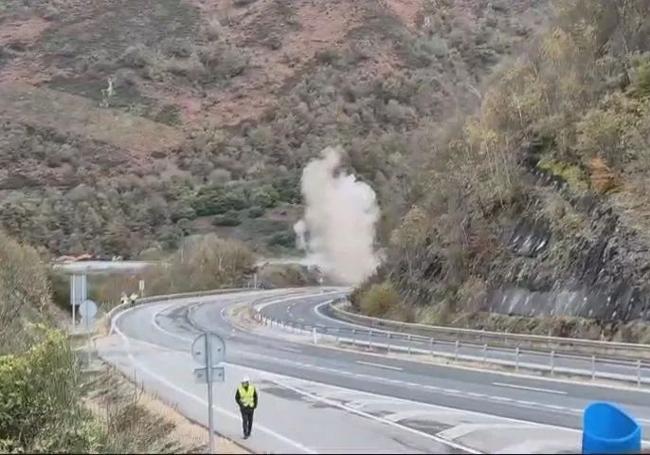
[363, 0, 650, 342]
[0, 0, 547, 258]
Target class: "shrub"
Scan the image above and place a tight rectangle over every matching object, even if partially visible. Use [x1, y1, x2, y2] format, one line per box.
[267, 230, 295, 248]
[359, 281, 400, 317]
[164, 54, 205, 81]
[0, 231, 51, 352]
[163, 234, 255, 291]
[213, 211, 241, 226]
[119, 44, 152, 69]
[247, 206, 265, 218]
[632, 59, 650, 98]
[0, 328, 101, 453]
[251, 186, 279, 208]
[192, 186, 249, 216]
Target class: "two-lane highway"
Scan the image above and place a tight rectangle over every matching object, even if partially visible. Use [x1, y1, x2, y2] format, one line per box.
[99, 288, 650, 453]
[258, 294, 650, 383]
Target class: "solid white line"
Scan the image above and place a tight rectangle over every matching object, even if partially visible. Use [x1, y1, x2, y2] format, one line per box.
[492, 382, 567, 395]
[356, 360, 403, 371]
[270, 379, 482, 454]
[111, 306, 317, 454]
[112, 301, 650, 449]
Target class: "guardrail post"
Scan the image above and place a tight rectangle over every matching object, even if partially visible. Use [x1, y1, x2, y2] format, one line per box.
[429, 337, 434, 356]
[638, 359, 642, 387]
[454, 340, 459, 362]
[550, 350, 555, 376]
[408, 335, 412, 355]
[312, 327, 318, 345]
[515, 346, 520, 372]
[483, 344, 487, 364]
[352, 328, 356, 347]
[387, 333, 391, 354]
[335, 327, 340, 344]
[368, 330, 372, 348]
[591, 355, 596, 381]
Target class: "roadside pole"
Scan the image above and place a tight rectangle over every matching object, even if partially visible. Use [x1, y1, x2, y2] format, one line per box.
[80, 299, 97, 366]
[71, 276, 76, 331]
[205, 335, 215, 453]
[192, 333, 225, 453]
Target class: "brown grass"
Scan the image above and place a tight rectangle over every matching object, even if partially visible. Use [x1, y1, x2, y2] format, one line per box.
[0, 16, 50, 46]
[0, 82, 184, 156]
[83, 363, 248, 454]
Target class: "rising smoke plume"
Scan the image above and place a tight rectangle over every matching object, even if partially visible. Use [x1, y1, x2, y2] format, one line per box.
[294, 146, 380, 285]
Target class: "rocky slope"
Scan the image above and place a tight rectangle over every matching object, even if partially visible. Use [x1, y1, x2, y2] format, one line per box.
[368, 0, 650, 341]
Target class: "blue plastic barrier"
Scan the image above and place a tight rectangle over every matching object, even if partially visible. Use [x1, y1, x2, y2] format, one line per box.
[583, 402, 641, 454]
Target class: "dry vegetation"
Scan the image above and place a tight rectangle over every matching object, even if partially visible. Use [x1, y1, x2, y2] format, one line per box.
[0, 231, 220, 452]
[5, 0, 649, 336]
[0, 0, 546, 259]
[355, 0, 650, 341]
[82, 364, 246, 454]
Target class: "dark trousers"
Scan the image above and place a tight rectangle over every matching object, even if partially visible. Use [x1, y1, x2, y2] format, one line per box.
[240, 407, 254, 436]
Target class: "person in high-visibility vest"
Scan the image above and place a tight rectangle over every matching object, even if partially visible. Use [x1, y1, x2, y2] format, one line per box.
[235, 375, 258, 439]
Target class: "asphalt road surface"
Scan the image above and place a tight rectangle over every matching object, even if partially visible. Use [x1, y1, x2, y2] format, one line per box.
[258, 293, 650, 384]
[98, 288, 650, 454]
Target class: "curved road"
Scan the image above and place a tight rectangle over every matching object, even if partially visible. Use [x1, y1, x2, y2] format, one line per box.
[98, 288, 650, 454]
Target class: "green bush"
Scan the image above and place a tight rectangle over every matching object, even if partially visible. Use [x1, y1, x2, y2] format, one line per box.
[192, 186, 249, 216]
[631, 57, 650, 99]
[0, 328, 102, 453]
[212, 211, 241, 226]
[247, 206, 265, 218]
[267, 230, 295, 248]
[251, 186, 280, 208]
[359, 281, 400, 317]
[272, 176, 301, 204]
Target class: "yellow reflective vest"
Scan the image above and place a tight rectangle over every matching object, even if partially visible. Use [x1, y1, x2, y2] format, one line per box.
[238, 384, 256, 408]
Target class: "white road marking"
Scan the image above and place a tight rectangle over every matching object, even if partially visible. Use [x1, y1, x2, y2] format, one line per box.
[270, 379, 483, 454]
[356, 360, 403, 371]
[111, 295, 650, 450]
[492, 382, 567, 395]
[278, 346, 303, 354]
[112, 307, 318, 454]
[543, 404, 565, 410]
[466, 392, 486, 398]
[516, 400, 538, 407]
[312, 303, 650, 394]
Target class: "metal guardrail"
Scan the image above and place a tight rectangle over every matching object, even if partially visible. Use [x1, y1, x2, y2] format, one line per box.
[253, 310, 650, 387]
[327, 299, 650, 360]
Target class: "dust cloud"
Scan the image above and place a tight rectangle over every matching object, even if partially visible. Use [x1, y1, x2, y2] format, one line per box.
[294, 146, 380, 285]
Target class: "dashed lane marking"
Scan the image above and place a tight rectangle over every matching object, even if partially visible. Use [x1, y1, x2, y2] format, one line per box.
[492, 382, 567, 395]
[356, 360, 404, 371]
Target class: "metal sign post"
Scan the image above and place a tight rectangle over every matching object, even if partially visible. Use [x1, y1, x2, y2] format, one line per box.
[80, 300, 97, 365]
[139, 279, 145, 297]
[70, 276, 76, 331]
[70, 274, 88, 332]
[192, 333, 225, 453]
